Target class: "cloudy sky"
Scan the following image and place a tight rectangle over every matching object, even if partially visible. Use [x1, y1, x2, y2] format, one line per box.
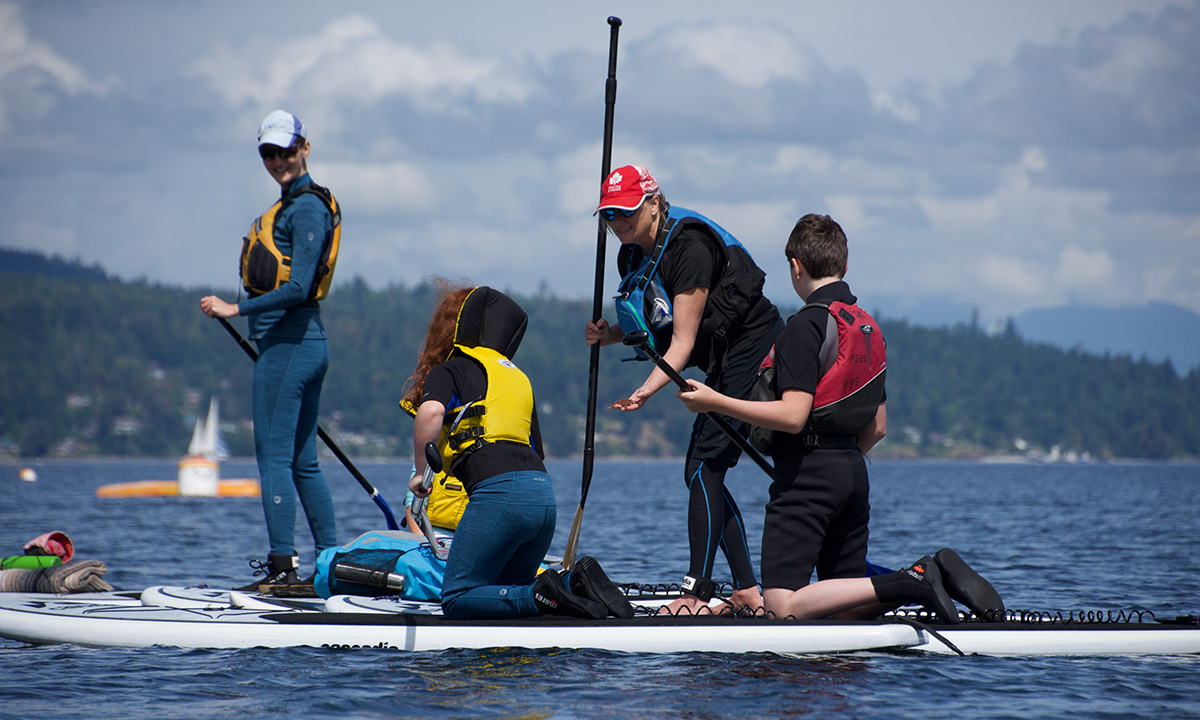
[3, 0, 1197, 327]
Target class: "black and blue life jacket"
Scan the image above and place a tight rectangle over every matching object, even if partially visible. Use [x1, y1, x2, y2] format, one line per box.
[615, 205, 767, 372]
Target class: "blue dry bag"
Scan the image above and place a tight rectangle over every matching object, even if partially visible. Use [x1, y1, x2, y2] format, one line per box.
[314, 531, 447, 601]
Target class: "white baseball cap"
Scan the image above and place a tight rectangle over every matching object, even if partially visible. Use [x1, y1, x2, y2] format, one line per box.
[257, 110, 306, 148]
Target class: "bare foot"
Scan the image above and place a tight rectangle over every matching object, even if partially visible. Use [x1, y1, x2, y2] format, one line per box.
[724, 586, 764, 615]
[658, 595, 714, 616]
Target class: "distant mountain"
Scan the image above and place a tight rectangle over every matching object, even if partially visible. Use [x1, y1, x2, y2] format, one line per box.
[866, 288, 1200, 376]
[1013, 303, 1200, 375]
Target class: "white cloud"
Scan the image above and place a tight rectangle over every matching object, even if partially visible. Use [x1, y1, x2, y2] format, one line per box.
[659, 23, 819, 88]
[918, 146, 1110, 240]
[0, 4, 105, 94]
[553, 143, 608, 220]
[697, 200, 797, 260]
[0, 2, 112, 133]
[770, 145, 836, 175]
[188, 15, 533, 116]
[871, 91, 922, 123]
[1054, 244, 1117, 291]
[915, 193, 1002, 231]
[315, 160, 436, 215]
[975, 253, 1046, 300]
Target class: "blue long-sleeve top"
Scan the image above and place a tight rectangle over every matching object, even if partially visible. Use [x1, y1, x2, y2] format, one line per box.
[237, 173, 331, 342]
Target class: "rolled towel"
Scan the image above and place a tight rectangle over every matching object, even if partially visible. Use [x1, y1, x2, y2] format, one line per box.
[0, 559, 113, 593]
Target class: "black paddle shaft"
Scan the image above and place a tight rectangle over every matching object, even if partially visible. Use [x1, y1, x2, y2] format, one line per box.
[565, 16, 622, 571]
[580, 15, 622, 503]
[621, 330, 776, 477]
[216, 316, 400, 530]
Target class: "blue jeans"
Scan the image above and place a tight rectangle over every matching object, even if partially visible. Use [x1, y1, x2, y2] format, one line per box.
[253, 335, 337, 557]
[440, 471, 556, 619]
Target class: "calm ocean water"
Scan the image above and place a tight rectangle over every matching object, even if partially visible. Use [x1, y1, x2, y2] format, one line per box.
[1, 458, 1197, 719]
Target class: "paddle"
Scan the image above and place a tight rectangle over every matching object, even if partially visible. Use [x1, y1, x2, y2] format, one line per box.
[410, 442, 449, 560]
[563, 15, 622, 572]
[621, 330, 775, 475]
[215, 317, 400, 531]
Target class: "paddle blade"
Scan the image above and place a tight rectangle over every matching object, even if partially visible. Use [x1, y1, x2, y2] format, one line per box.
[374, 493, 400, 531]
[561, 504, 586, 571]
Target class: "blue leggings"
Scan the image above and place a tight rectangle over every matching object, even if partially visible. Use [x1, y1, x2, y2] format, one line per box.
[253, 335, 337, 557]
[440, 471, 556, 619]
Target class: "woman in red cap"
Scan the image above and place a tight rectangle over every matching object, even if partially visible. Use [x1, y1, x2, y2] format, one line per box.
[585, 165, 784, 615]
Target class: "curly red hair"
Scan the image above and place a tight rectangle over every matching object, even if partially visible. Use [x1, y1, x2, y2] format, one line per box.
[400, 279, 474, 411]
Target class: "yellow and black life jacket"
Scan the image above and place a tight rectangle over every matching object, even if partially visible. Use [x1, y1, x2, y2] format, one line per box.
[423, 466, 468, 530]
[240, 182, 341, 301]
[439, 344, 534, 472]
[422, 344, 534, 528]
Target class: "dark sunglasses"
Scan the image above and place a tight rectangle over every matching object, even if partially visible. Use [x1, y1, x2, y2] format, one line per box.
[259, 143, 301, 161]
[600, 207, 638, 222]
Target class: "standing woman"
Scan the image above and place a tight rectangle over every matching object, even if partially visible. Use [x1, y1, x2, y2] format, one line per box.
[201, 110, 340, 590]
[402, 282, 629, 620]
[585, 165, 784, 615]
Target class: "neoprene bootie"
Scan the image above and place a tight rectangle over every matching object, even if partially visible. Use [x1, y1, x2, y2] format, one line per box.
[934, 548, 1005, 621]
[871, 555, 959, 624]
[235, 553, 301, 592]
[532, 570, 607, 619]
[565, 556, 634, 619]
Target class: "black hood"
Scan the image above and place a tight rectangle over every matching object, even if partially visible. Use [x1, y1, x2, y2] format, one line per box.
[453, 286, 527, 359]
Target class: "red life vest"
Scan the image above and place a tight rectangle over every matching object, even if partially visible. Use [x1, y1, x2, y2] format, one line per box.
[748, 299, 886, 453]
[807, 300, 886, 435]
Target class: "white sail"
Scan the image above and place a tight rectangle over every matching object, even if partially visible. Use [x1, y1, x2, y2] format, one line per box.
[185, 398, 227, 460]
[186, 408, 207, 457]
[180, 397, 221, 497]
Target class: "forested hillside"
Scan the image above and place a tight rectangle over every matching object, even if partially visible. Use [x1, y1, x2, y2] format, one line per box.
[3, 250, 1197, 460]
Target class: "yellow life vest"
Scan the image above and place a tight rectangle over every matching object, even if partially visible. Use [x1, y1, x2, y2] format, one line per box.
[439, 344, 535, 473]
[400, 400, 468, 530]
[240, 182, 341, 301]
[401, 344, 535, 530]
[424, 469, 468, 531]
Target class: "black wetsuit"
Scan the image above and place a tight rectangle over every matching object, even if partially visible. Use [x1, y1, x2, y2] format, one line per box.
[761, 281, 884, 590]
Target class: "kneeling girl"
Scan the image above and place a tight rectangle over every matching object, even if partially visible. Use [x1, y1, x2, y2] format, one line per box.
[401, 282, 618, 620]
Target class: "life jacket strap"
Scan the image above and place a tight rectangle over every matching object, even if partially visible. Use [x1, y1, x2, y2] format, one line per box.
[798, 433, 859, 450]
[448, 425, 486, 448]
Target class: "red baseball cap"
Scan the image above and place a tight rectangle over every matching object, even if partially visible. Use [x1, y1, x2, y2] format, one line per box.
[595, 164, 660, 214]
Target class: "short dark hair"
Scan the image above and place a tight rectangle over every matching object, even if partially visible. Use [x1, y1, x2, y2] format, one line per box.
[785, 214, 848, 280]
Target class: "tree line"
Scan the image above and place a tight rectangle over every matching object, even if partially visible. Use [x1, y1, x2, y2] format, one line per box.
[3, 249, 1197, 461]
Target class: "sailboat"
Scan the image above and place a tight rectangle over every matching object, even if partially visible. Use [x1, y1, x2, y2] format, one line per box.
[178, 397, 228, 496]
[96, 398, 259, 498]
